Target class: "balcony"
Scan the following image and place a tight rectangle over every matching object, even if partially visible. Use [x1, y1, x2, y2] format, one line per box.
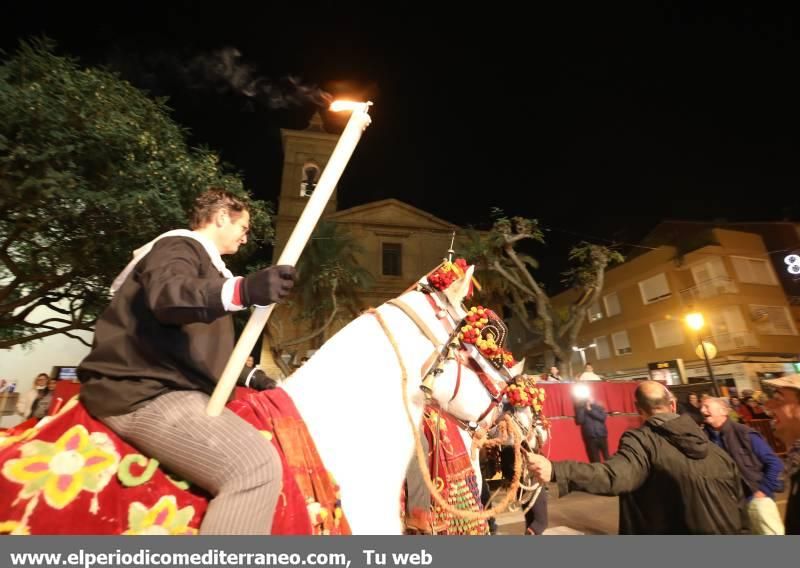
[707, 330, 759, 351]
[679, 276, 738, 304]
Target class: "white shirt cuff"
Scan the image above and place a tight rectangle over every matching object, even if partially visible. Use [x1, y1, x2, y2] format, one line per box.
[222, 277, 246, 312]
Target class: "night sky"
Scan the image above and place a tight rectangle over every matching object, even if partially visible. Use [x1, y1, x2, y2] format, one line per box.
[4, 4, 799, 289]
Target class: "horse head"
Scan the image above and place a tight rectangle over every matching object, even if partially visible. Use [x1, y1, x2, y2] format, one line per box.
[387, 259, 524, 431]
[282, 257, 529, 534]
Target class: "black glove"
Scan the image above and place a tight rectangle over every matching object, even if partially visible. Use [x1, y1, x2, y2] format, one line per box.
[241, 265, 297, 307]
[238, 367, 278, 391]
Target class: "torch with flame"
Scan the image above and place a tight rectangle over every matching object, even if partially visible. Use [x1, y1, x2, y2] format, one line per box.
[206, 101, 373, 416]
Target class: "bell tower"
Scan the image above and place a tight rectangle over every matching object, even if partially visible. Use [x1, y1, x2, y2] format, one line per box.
[273, 112, 339, 261]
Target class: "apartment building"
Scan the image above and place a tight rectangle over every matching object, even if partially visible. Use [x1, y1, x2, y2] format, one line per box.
[547, 228, 800, 394]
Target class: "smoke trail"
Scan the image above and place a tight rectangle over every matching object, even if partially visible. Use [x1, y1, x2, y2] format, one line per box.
[189, 47, 332, 108]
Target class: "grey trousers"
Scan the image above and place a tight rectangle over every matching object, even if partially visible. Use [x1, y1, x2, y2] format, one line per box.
[101, 390, 282, 534]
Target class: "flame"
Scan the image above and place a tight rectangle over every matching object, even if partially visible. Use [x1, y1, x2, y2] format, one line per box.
[330, 100, 367, 112]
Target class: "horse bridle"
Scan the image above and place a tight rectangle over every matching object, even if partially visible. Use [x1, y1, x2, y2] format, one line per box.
[382, 288, 510, 429]
[369, 294, 538, 524]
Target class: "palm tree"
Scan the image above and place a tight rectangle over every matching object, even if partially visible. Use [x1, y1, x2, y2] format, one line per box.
[266, 221, 373, 374]
[461, 214, 622, 378]
[461, 227, 540, 336]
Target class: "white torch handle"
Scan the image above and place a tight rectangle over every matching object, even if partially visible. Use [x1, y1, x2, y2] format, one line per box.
[207, 103, 372, 416]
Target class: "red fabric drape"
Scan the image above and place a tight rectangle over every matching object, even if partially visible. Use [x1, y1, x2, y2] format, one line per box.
[229, 388, 350, 535]
[404, 408, 488, 535]
[539, 382, 640, 417]
[0, 401, 209, 535]
[540, 415, 643, 462]
[0, 387, 349, 535]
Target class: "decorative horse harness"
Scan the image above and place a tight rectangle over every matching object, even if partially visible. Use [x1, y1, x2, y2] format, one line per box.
[368, 284, 542, 526]
[381, 284, 510, 431]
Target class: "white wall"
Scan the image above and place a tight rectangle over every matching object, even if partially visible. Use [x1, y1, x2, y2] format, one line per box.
[0, 303, 93, 393]
[1, 326, 92, 428]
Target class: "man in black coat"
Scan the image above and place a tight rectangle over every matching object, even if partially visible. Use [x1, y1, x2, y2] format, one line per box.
[79, 188, 296, 534]
[527, 381, 743, 534]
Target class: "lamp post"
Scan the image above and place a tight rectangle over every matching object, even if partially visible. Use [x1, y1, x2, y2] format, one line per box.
[685, 312, 720, 396]
[572, 343, 597, 368]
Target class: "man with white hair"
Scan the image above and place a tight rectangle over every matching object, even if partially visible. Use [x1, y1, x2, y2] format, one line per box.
[763, 374, 800, 535]
[701, 396, 784, 534]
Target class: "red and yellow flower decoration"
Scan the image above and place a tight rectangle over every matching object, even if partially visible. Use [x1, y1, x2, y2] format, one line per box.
[2, 424, 119, 509]
[123, 495, 197, 535]
[0, 520, 30, 535]
[458, 306, 517, 369]
[306, 473, 347, 535]
[0, 426, 39, 450]
[427, 258, 480, 296]
[428, 258, 468, 291]
[506, 375, 546, 413]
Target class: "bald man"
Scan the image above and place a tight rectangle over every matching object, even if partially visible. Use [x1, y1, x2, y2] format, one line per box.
[527, 381, 744, 534]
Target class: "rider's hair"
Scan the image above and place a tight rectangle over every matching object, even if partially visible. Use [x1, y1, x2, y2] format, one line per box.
[189, 187, 249, 229]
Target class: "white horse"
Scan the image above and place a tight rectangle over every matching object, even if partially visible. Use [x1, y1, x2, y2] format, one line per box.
[282, 263, 521, 534]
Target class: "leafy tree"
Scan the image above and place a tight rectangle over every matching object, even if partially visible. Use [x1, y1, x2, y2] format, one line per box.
[0, 39, 272, 348]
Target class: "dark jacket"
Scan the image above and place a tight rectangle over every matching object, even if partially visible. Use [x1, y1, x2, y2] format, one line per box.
[786, 443, 800, 535]
[704, 419, 784, 498]
[576, 402, 608, 439]
[29, 391, 53, 419]
[678, 402, 705, 426]
[79, 237, 234, 417]
[553, 413, 744, 534]
[788, 470, 800, 535]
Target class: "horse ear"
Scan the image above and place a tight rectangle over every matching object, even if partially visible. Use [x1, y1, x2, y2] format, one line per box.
[509, 358, 525, 378]
[443, 264, 474, 315]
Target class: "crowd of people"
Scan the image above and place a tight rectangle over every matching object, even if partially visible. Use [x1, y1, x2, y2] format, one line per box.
[14, 373, 59, 420]
[7, 328, 799, 537]
[679, 389, 772, 426]
[540, 363, 603, 382]
[480, 362, 799, 535]
[524, 377, 800, 535]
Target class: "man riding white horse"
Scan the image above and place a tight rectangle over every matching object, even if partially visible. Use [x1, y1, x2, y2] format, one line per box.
[1, 254, 545, 535]
[78, 188, 296, 535]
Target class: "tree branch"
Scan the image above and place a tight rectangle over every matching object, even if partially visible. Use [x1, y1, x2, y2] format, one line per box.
[0, 273, 73, 313]
[63, 331, 93, 348]
[0, 321, 93, 349]
[508, 287, 538, 336]
[0, 278, 21, 303]
[497, 246, 566, 359]
[0, 246, 22, 279]
[561, 254, 608, 346]
[490, 260, 535, 298]
[503, 243, 549, 302]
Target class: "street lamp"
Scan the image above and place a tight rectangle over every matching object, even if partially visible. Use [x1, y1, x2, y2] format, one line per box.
[685, 312, 720, 396]
[572, 343, 597, 367]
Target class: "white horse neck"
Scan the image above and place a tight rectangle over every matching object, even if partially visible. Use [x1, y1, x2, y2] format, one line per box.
[281, 290, 447, 534]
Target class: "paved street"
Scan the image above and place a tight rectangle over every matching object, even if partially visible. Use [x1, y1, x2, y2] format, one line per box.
[492, 482, 791, 535]
[493, 484, 618, 535]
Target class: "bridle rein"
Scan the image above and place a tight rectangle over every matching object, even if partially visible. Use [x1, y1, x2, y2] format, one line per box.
[378, 287, 510, 431]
